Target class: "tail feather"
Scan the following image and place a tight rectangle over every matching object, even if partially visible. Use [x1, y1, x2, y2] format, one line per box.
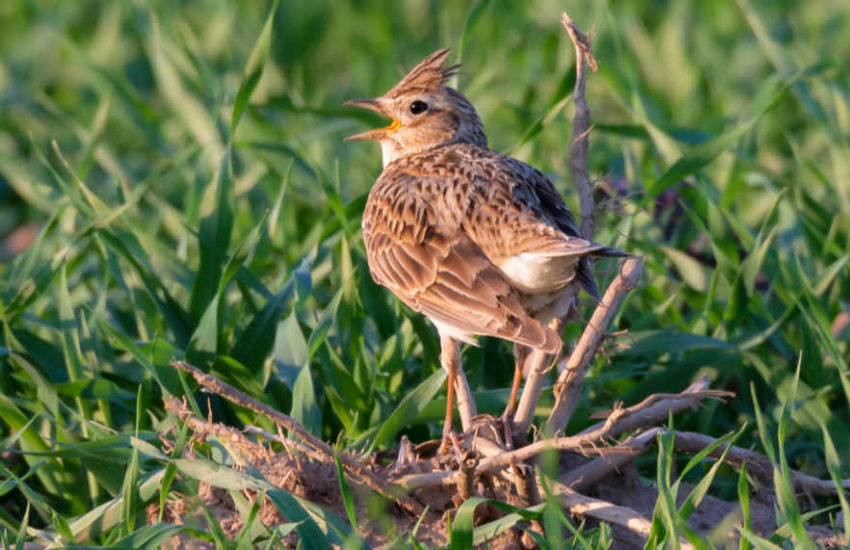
[577, 246, 631, 299]
[589, 245, 630, 258]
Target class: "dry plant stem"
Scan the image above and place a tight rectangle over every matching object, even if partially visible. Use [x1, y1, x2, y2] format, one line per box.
[242, 424, 326, 463]
[546, 479, 696, 550]
[454, 369, 476, 432]
[561, 11, 598, 241]
[545, 257, 645, 434]
[168, 360, 424, 515]
[578, 375, 731, 439]
[396, 381, 731, 491]
[164, 396, 263, 461]
[512, 342, 556, 434]
[562, 428, 663, 491]
[568, 428, 850, 498]
[672, 431, 850, 496]
[513, 13, 600, 435]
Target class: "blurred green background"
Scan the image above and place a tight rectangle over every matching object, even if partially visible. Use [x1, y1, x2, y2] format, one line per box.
[0, 0, 848, 545]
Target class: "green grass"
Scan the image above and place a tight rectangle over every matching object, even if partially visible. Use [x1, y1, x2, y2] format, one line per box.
[1, 0, 849, 547]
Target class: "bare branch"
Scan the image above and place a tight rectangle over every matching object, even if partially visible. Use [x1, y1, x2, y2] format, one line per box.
[512, 343, 558, 434]
[512, 13, 605, 436]
[545, 478, 697, 550]
[568, 428, 850, 497]
[672, 431, 850, 496]
[545, 257, 645, 433]
[454, 368, 477, 431]
[168, 360, 424, 515]
[578, 375, 731, 439]
[561, 11, 598, 240]
[562, 428, 664, 491]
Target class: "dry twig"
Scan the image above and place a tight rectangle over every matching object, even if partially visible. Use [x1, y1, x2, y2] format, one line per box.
[562, 428, 663, 491]
[512, 11, 602, 435]
[561, 11, 598, 240]
[163, 396, 266, 462]
[396, 379, 731, 491]
[545, 478, 696, 550]
[513, 341, 560, 434]
[568, 427, 850, 498]
[513, 12, 639, 437]
[168, 360, 424, 515]
[545, 257, 645, 434]
[577, 374, 731, 439]
[672, 431, 850, 496]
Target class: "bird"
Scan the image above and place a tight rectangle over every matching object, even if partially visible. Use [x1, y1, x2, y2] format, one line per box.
[345, 49, 622, 452]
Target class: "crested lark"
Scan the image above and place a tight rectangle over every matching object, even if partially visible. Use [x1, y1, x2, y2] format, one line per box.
[346, 49, 622, 451]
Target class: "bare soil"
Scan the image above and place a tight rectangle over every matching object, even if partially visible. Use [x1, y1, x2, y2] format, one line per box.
[147, 439, 847, 549]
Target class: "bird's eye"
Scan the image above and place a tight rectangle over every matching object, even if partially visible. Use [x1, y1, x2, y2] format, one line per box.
[409, 100, 428, 115]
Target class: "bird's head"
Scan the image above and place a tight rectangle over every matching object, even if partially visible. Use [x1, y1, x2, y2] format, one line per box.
[344, 49, 487, 166]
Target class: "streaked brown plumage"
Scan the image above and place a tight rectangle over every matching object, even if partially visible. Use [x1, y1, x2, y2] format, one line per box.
[346, 49, 622, 449]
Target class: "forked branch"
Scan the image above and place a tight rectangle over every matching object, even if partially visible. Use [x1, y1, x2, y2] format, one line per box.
[562, 11, 598, 240]
[545, 257, 644, 434]
[513, 12, 608, 435]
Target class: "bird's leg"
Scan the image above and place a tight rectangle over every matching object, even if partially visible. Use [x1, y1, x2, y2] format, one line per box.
[438, 334, 460, 455]
[503, 345, 529, 419]
[500, 345, 529, 449]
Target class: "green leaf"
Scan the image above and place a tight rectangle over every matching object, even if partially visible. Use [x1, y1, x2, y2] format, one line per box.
[171, 457, 353, 550]
[647, 74, 791, 197]
[189, 148, 235, 323]
[231, 278, 295, 375]
[273, 311, 309, 390]
[64, 470, 167, 542]
[812, 254, 849, 297]
[291, 364, 321, 436]
[659, 246, 711, 292]
[370, 368, 447, 451]
[738, 463, 752, 550]
[306, 285, 345, 361]
[457, 0, 491, 70]
[451, 497, 487, 550]
[230, 0, 280, 137]
[109, 524, 186, 549]
[332, 447, 358, 532]
[821, 426, 850, 542]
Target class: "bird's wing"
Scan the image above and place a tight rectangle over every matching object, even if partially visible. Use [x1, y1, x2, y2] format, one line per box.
[362, 173, 561, 353]
[465, 154, 626, 299]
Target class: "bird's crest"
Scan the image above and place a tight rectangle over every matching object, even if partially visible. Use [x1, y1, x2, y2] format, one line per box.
[387, 49, 460, 96]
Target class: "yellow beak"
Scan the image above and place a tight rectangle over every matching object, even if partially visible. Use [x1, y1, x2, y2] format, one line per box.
[343, 98, 399, 142]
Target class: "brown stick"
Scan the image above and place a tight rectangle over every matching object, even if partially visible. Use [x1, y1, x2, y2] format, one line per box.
[562, 428, 664, 491]
[512, 12, 604, 437]
[672, 431, 850, 497]
[561, 11, 598, 241]
[544, 478, 699, 549]
[396, 379, 732, 491]
[164, 396, 266, 461]
[168, 360, 424, 515]
[512, 344, 556, 435]
[545, 257, 645, 434]
[454, 369, 477, 432]
[577, 375, 731, 439]
[568, 427, 850, 497]
[490, 384, 730, 470]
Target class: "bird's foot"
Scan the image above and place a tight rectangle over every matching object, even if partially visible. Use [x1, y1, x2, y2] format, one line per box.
[437, 428, 464, 458]
[498, 413, 517, 450]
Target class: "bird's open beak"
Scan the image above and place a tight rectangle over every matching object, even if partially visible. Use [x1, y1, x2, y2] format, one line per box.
[343, 98, 399, 142]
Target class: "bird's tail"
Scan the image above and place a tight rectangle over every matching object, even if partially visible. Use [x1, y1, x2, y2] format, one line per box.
[577, 246, 631, 300]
